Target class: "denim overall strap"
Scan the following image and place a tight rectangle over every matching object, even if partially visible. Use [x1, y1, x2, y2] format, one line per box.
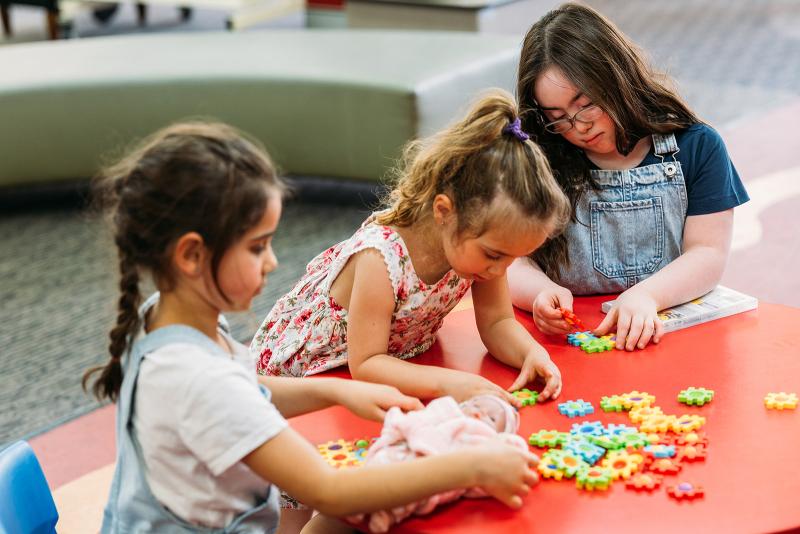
[556, 133, 688, 295]
[101, 325, 280, 533]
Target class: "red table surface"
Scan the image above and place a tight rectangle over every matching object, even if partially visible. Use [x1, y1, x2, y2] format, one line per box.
[289, 297, 800, 534]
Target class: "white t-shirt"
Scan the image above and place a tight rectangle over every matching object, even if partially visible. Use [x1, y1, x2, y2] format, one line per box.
[133, 331, 288, 528]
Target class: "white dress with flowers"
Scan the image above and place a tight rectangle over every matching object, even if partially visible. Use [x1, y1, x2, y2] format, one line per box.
[251, 215, 472, 377]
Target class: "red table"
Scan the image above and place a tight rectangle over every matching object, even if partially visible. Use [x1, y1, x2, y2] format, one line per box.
[290, 297, 800, 534]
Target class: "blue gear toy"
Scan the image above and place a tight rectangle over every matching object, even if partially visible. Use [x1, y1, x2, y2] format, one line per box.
[558, 399, 595, 418]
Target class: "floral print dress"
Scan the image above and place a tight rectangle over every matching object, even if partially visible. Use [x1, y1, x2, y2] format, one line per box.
[251, 214, 472, 377]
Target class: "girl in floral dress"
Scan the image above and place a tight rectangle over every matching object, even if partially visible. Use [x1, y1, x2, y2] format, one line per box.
[251, 89, 571, 408]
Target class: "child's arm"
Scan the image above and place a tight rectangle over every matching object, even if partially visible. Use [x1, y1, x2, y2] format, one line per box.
[258, 376, 423, 420]
[243, 426, 539, 516]
[596, 210, 733, 350]
[472, 274, 562, 401]
[507, 257, 573, 334]
[346, 250, 519, 405]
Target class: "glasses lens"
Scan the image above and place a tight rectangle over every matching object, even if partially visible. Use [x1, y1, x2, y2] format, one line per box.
[545, 120, 572, 134]
[575, 105, 602, 122]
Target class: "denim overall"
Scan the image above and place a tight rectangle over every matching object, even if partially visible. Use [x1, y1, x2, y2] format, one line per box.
[101, 324, 280, 533]
[559, 133, 687, 295]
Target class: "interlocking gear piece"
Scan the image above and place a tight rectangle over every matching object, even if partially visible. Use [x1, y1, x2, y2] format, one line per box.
[581, 337, 616, 353]
[628, 405, 664, 423]
[565, 436, 606, 465]
[512, 388, 539, 407]
[676, 443, 707, 462]
[638, 414, 677, 434]
[600, 395, 626, 412]
[559, 307, 586, 330]
[620, 391, 656, 410]
[570, 421, 605, 438]
[552, 449, 589, 478]
[621, 432, 651, 449]
[676, 431, 708, 447]
[591, 434, 627, 450]
[601, 450, 644, 480]
[625, 472, 663, 492]
[558, 399, 595, 418]
[671, 414, 706, 433]
[667, 482, 705, 500]
[575, 466, 614, 491]
[537, 450, 567, 480]
[646, 457, 682, 475]
[643, 444, 676, 459]
[607, 424, 637, 437]
[678, 387, 715, 406]
[764, 392, 798, 410]
[529, 429, 569, 448]
[567, 331, 595, 347]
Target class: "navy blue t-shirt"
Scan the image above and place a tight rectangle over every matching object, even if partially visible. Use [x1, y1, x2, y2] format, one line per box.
[635, 123, 749, 216]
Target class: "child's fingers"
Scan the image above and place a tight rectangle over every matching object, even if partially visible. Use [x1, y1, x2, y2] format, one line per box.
[653, 318, 665, 343]
[594, 308, 617, 336]
[395, 395, 425, 412]
[625, 316, 644, 351]
[508, 368, 532, 392]
[638, 319, 655, 349]
[615, 311, 631, 350]
[538, 374, 560, 402]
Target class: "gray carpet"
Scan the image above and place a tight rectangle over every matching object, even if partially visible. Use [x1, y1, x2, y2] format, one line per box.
[1, 0, 800, 445]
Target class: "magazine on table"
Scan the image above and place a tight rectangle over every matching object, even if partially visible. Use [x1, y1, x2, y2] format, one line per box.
[600, 285, 758, 333]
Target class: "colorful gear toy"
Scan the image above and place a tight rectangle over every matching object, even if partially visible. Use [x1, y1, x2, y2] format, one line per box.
[575, 466, 614, 491]
[607, 424, 637, 437]
[643, 444, 676, 459]
[581, 337, 616, 353]
[764, 392, 799, 410]
[676, 431, 708, 447]
[552, 450, 589, 478]
[558, 399, 595, 418]
[559, 307, 586, 330]
[621, 432, 651, 449]
[625, 472, 663, 492]
[628, 405, 664, 423]
[600, 395, 626, 412]
[667, 482, 705, 500]
[601, 450, 644, 480]
[567, 331, 595, 347]
[676, 443, 707, 462]
[671, 414, 706, 433]
[620, 391, 656, 410]
[528, 429, 569, 448]
[537, 450, 567, 480]
[646, 457, 682, 475]
[591, 434, 627, 450]
[638, 414, 677, 434]
[570, 421, 605, 438]
[565, 437, 606, 465]
[512, 388, 539, 407]
[677, 387, 715, 406]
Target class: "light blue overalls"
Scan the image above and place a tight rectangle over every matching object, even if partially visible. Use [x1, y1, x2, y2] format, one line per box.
[101, 323, 280, 533]
[558, 133, 687, 295]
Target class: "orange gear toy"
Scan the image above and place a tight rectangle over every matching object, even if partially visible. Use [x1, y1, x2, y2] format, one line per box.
[667, 482, 705, 500]
[559, 307, 586, 330]
[677, 443, 707, 462]
[601, 450, 644, 480]
[676, 431, 708, 447]
[646, 457, 682, 475]
[764, 392, 798, 410]
[625, 472, 663, 492]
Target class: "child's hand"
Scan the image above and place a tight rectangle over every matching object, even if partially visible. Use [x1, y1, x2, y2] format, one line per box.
[595, 287, 664, 350]
[471, 440, 540, 508]
[508, 348, 562, 401]
[443, 373, 522, 408]
[334, 380, 424, 421]
[532, 286, 574, 334]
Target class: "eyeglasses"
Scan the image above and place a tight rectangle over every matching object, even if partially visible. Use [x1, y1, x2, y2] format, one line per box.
[541, 105, 603, 134]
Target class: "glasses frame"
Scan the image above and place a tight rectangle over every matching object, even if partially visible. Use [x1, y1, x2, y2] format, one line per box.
[541, 104, 603, 134]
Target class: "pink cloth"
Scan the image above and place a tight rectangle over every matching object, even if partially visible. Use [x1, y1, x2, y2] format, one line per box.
[351, 396, 528, 533]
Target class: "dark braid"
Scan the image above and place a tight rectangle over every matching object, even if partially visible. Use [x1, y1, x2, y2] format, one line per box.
[82, 121, 284, 402]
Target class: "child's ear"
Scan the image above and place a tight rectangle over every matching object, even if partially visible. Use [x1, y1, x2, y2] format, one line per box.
[432, 193, 455, 226]
[172, 232, 208, 278]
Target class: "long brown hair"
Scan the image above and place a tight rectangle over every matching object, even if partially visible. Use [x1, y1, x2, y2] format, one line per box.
[377, 89, 569, 241]
[82, 122, 284, 402]
[517, 2, 700, 279]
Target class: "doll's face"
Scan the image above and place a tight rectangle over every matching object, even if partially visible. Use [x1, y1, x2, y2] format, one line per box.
[460, 395, 519, 433]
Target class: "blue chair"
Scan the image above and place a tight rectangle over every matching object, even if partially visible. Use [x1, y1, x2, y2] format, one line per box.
[0, 441, 58, 534]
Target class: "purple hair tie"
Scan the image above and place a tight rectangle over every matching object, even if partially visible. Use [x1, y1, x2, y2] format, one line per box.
[502, 117, 530, 142]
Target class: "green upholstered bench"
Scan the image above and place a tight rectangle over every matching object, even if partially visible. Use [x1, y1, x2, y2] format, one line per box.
[0, 30, 519, 188]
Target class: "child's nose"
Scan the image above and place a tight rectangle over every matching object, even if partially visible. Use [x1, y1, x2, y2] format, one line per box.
[263, 248, 278, 274]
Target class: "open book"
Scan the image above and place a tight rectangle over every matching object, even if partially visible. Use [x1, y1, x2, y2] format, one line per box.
[601, 285, 758, 333]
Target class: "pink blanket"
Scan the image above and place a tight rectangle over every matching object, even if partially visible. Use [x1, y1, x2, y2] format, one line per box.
[351, 395, 528, 533]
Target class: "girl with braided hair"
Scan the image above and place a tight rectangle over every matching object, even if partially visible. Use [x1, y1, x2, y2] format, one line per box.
[83, 121, 540, 534]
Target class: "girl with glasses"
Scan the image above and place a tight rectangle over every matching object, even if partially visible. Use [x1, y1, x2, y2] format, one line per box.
[508, 3, 749, 350]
